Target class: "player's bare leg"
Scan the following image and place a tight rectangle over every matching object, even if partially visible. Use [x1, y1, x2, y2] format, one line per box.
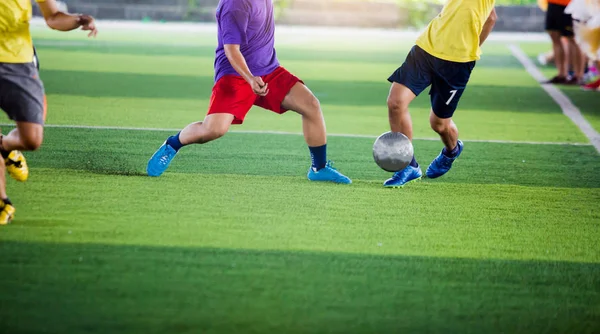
[2, 122, 44, 151]
[566, 37, 586, 83]
[178, 113, 234, 145]
[547, 31, 569, 83]
[383, 82, 422, 187]
[429, 111, 458, 152]
[387, 82, 417, 140]
[281, 82, 351, 184]
[0, 122, 43, 182]
[281, 83, 326, 147]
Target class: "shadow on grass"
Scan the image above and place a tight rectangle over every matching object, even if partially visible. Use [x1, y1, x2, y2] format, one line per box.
[27, 128, 600, 189]
[0, 240, 598, 334]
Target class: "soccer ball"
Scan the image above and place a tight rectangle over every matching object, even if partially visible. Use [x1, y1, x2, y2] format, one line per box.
[373, 131, 414, 172]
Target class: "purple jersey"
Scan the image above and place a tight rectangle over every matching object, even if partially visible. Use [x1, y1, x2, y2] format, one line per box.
[214, 0, 280, 82]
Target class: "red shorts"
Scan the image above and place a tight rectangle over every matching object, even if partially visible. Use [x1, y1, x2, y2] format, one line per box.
[207, 66, 302, 124]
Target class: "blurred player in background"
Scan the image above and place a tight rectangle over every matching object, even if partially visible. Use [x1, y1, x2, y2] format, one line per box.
[566, 0, 600, 90]
[147, 0, 352, 184]
[0, 0, 97, 224]
[383, 0, 497, 188]
[545, 0, 587, 84]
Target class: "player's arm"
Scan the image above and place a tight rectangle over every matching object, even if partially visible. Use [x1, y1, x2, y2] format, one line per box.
[36, 0, 97, 37]
[223, 45, 268, 96]
[220, 8, 268, 96]
[479, 8, 497, 46]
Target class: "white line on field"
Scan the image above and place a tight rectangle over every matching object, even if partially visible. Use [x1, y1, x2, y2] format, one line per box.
[29, 18, 551, 42]
[508, 44, 600, 154]
[0, 123, 590, 147]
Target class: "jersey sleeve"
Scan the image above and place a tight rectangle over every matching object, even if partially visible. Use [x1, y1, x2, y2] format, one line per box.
[220, 9, 250, 45]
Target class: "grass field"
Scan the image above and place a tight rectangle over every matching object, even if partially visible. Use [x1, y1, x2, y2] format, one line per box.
[0, 23, 599, 333]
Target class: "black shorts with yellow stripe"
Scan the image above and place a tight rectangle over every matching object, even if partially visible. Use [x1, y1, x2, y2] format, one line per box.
[546, 3, 574, 37]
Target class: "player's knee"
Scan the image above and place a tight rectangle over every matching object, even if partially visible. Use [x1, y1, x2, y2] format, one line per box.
[299, 95, 321, 117]
[308, 95, 321, 112]
[21, 132, 43, 151]
[387, 96, 408, 114]
[206, 125, 229, 140]
[430, 122, 445, 134]
[430, 117, 451, 134]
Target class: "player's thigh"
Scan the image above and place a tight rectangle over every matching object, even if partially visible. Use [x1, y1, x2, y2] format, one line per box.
[0, 63, 45, 126]
[387, 45, 433, 102]
[202, 113, 235, 137]
[280, 82, 319, 117]
[207, 75, 255, 125]
[255, 67, 303, 115]
[430, 60, 475, 119]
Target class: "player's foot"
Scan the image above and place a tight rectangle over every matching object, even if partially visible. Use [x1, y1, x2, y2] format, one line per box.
[383, 165, 422, 188]
[0, 201, 15, 225]
[582, 78, 600, 91]
[583, 70, 599, 84]
[147, 141, 178, 177]
[5, 151, 28, 182]
[544, 75, 568, 85]
[307, 161, 352, 184]
[566, 76, 583, 86]
[426, 140, 464, 179]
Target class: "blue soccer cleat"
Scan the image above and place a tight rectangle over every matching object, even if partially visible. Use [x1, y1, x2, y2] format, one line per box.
[147, 141, 178, 177]
[426, 140, 463, 179]
[307, 161, 352, 184]
[383, 165, 423, 188]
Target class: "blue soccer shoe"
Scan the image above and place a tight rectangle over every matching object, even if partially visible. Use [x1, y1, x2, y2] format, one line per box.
[307, 161, 352, 184]
[147, 141, 178, 177]
[426, 140, 463, 179]
[383, 165, 423, 188]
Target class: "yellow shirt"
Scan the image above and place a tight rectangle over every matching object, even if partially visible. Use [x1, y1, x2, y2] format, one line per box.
[416, 0, 495, 63]
[0, 0, 45, 63]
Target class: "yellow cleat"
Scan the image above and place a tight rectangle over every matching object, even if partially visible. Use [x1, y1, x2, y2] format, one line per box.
[5, 151, 28, 182]
[0, 203, 15, 225]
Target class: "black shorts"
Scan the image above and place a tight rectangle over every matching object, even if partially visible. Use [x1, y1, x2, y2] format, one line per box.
[0, 62, 46, 125]
[388, 45, 475, 119]
[545, 3, 574, 37]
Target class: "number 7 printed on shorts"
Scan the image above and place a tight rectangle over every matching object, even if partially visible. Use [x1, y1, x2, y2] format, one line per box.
[446, 89, 458, 105]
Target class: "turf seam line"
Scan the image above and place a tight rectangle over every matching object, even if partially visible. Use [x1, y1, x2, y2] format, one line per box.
[2, 123, 591, 147]
[508, 44, 600, 154]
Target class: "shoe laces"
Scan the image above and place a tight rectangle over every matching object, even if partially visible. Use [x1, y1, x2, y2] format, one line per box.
[6, 158, 22, 168]
[324, 160, 337, 170]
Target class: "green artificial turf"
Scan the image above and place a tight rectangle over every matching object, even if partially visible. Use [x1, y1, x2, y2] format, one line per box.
[0, 27, 598, 334]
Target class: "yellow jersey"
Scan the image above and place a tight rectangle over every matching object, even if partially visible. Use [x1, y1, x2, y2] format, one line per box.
[0, 0, 45, 63]
[416, 0, 495, 63]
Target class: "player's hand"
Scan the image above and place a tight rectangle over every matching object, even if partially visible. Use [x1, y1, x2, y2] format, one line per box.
[78, 14, 98, 37]
[248, 76, 269, 96]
